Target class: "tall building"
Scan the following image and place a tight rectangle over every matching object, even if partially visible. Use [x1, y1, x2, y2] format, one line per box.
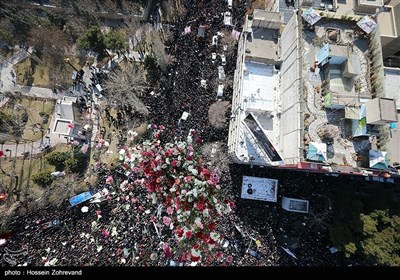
[229, 7, 398, 180]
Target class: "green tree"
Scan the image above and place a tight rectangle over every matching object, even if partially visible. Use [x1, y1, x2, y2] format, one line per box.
[104, 30, 128, 53]
[64, 157, 86, 174]
[32, 171, 54, 188]
[77, 26, 106, 55]
[46, 151, 70, 171]
[360, 210, 400, 266]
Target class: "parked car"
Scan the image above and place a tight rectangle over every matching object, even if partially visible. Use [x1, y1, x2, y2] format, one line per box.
[220, 54, 226, 66]
[212, 35, 218, 46]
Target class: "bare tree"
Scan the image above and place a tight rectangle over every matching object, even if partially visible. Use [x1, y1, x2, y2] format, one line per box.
[220, 29, 238, 58]
[208, 101, 230, 129]
[103, 63, 149, 115]
[150, 30, 176, 72]
[27, 24, 70, 55]
[201, 142, 231, 176]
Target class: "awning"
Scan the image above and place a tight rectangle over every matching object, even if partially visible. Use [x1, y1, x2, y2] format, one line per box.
[307, 142, 327, 162]
[357, 16, 377, 34]
[302, 8, 322, 26]
[369, 150, 388, 169]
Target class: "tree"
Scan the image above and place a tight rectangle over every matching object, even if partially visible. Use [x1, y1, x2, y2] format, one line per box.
[77, 25, 106, 56]
[220, 30, 238, 58]
[46, 151, 70, 171]
[150, 30, 175, 72]
[32, 171, 54, 188]
[27, 24, 70, 55]
[208, 101, 230, 129]
[64, 157, 86, 174]
[103, 63, 149, 115]
[104, 30, 128, 53]
[360, 210, 400, 266]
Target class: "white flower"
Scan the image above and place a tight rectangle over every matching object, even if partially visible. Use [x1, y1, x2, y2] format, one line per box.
[120, 258, 126, 264]
[119, 149, 126, 155]
[191, 169, 198, 175]
[150, 193, 157, 204]
[97, 245, 103, 252]
[192, 188, 198, 198]
[210, 232, 220, 242]
[111, 227, 118, 237]
[45, 247, 51, 254]
[145, 209, 151, 214]
[191, 248, 201, 257]
[150, 253, 158, 261]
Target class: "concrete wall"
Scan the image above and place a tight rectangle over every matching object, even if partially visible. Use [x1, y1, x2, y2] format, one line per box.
[228, 28, 247, 163]
[279, 13, 302, 164]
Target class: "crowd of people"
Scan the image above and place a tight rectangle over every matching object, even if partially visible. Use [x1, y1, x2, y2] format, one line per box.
[0, 0, 353, 267]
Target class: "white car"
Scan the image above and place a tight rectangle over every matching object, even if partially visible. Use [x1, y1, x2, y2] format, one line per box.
[212, 52, 217, 61]
[224, 11, 232, 26]
[51, 171, 66, 178]
[212, 35, 218, 46]
[220, 54, 226, 66]
[217, 84, 224, 99]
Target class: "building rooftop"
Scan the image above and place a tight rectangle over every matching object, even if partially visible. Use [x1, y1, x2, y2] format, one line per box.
[58, 102, 74, 121]
[245, 28, 279, 62]
[301, 15, 382, 168]
[384, 67, 400, 109]
[53, 119, 72, 135]
[235, 61, 281, 165]
[377, 10, 396, 37]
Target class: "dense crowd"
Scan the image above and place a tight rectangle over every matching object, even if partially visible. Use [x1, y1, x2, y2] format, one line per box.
[0, 0, 352, 267]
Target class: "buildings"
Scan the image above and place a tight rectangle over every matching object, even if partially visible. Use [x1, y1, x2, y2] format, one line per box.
[53, 97, 86, 142]
[229, 6, 399, 178]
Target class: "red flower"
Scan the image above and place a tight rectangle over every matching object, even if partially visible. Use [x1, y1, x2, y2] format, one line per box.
[191, 255, 201, 262]
[163, 243, 172, 259]
[226, 255, 233, 263]
[208, 223, 216, 231]
[192, 243, 200, 250]
[185, 230, 193, 239]
[171, 160, 178, 167]
[175, 228, 184, 238]
[195, 232, 204, 240]
[101, 229, 110, 238]
[0, 151, 4, 157]
[196, 202, 206, 211]
[163, 216, 172, 227]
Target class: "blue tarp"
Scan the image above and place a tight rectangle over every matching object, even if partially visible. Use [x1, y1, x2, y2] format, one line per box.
[317, 43, 330, 66]
[69, 191, 93, 207]
[307, 142, 327, 162]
